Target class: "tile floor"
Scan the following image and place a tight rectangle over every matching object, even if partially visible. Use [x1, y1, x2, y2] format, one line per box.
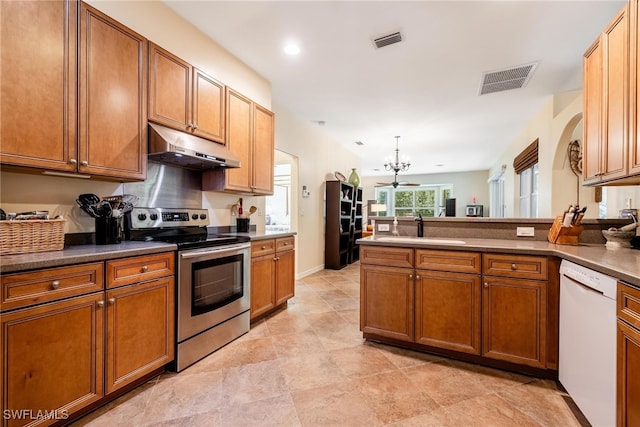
[74, 263, 585, 427]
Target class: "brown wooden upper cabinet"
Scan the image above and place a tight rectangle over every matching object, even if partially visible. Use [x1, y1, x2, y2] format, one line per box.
[0, 1, 147, 181]
[583, 4, 629, 185]
[202, 88, 274, 195]
[148, 42, 225, 144]
[630, 0, 640, 177]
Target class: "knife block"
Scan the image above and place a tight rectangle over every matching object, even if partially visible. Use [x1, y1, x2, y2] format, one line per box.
[547, 216, 583, 244]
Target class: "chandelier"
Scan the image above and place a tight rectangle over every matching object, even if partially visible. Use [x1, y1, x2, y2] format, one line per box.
[384, 136, 410, 173]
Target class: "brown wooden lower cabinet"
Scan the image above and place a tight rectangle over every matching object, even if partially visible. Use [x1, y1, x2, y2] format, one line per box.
[1, 293, 105, 427]
[360, 246, 557, 373]
[415, 270, 481, 354]
[250, 237, 296, 321]
[105, 276, 174, 394]
[482, 276, 547, 368]
[0, 252, 175, 426]
[618, 281, 640, 427]
[360, 264, 414, 342]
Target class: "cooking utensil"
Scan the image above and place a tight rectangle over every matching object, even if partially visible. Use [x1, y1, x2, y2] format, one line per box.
[78, 193, 100, 207]
[95, 200, 113, 218]
[247, 206, 257, 216]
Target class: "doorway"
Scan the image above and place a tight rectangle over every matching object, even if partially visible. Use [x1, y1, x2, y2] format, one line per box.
[266, 150, 298, 232]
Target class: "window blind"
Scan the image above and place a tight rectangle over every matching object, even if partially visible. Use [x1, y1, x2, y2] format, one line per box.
[513, 139, 538, 174]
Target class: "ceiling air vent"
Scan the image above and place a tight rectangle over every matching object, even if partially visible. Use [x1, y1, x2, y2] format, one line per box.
[373, 32, 403, 49]
[479, 62, 538, 95]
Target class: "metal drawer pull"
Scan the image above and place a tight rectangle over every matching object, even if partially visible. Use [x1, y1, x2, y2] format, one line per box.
[409, 274, 413, 279]
[108, 298, 115, 304]
[484, 282, 489, 288]
[261, 245, 267, 250]
[141, 265, 149, 272]
[51, 280, 60, 290]
[511, 263, 517, 270]
[97, 300, 105, 307]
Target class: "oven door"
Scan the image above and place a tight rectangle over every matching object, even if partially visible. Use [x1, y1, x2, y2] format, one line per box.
[177, 243, 251, 342]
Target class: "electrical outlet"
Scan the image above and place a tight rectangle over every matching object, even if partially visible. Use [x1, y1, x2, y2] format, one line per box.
[516, 226, 535, 237]
[378, 223, 390, 232]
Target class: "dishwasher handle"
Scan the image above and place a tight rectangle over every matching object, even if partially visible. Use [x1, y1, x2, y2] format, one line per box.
[562, 273, 605, 296]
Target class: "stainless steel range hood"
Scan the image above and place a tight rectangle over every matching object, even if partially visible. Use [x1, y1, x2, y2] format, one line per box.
[148, 123, 241, 170]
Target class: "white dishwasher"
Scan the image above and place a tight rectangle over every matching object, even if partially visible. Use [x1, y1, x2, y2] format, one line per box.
[559, 260, 617, 427]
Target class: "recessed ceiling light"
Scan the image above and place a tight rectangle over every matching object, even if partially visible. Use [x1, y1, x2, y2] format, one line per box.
[283, 43, 300, 55]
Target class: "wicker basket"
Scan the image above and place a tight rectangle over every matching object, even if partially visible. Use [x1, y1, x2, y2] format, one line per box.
[0, 219, 66, 255]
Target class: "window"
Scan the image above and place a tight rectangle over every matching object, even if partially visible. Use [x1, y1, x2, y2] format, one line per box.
[375, 184, 453, 217]
[488, 165, 506, 218]
[519, 163, 538, 218]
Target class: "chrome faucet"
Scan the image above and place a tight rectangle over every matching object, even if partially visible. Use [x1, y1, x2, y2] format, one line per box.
[415, 214, 424, 237]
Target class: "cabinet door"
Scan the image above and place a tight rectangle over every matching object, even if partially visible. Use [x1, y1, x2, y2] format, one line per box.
[252, 104, 274, 195]
[1, 294, 104, 427]
[482, 277, 547, 368]
[105, 277, 174, 394]
[148, 42, 191, 131]
[415, 270, 481, 355]
[192, 67, 225, 143]
[0, 0, 77, 171]
[275, 249, 295, 306]
[630, 0, 640, 176]
[618, 320, 640, 427]
[79, 3, 147, 180]
[601, 5, 629, 182]
[250, 254, 275, 320]
[221, 88, 253, 192]
[583, 37, 604, 184]
[360, 265, 414, 342]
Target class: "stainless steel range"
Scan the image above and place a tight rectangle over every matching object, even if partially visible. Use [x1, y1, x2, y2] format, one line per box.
[126, 207, 251, 372]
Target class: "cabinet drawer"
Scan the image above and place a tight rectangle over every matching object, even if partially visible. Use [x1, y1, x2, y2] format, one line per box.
[1, 262, 104, 311]
[483, 253, 547, 280]
[415, 250, 481, 274]
[106, 252, 174, 289]
[252, 239, 276, 257]
[276, 236, 295, 252]
[618, 282, 640, 330]
[360, 246, 414, 268]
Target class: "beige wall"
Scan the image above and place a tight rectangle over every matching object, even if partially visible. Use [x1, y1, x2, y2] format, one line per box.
[489, 89, 639, 219]
[273, 102, 360, 277]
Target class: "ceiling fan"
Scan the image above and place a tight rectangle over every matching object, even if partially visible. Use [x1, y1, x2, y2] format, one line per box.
[376, 136, 420, 188]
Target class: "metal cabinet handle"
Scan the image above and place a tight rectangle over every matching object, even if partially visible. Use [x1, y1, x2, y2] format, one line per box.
[416, 275, 420, 279]
[261, 245, 267, 250]
[69, 158, 77, 165]
[97, 300, 105, 307]
[141, 265, 149, 273]
[511, 263, 517, 270]
[51, 280, 60, 290]
[108, 298, 115, 304]
[80, 160, 88, 166]
[283, 242, 289, 246]
[484, 282, 489, 288]
[192, 123, 198, 130]
[409, 274, 413, 279]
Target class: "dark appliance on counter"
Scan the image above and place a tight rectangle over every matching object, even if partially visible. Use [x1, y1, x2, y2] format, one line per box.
[445, 198, 456, 217]
[126, 207, 250, 372]
[466, 204, 483, 217]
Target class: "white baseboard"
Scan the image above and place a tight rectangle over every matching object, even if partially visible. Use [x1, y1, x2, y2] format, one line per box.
[296, 264, 325, 280]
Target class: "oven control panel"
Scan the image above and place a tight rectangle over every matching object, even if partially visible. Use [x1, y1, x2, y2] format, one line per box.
[129, 207, 210, 229]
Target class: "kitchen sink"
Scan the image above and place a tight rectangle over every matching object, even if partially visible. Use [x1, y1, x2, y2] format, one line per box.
[374, 236, 466, 245]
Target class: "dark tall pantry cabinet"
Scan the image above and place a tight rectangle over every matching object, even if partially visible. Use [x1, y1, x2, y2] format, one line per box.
[325, 180, 363, 269]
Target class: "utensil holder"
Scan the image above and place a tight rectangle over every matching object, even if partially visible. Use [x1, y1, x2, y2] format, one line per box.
[95, 216, 122, 245]
[547, 216, 583, 244]
[236, 218, 250, 233]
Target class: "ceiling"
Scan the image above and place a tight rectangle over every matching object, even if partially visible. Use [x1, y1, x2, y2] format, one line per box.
[164, 0, 625, 177]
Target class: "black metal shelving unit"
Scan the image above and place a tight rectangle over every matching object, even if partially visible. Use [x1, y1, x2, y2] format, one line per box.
[325, 180, 362, 269]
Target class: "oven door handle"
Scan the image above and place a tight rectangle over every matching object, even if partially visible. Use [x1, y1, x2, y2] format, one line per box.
[180, 243, 250, 259]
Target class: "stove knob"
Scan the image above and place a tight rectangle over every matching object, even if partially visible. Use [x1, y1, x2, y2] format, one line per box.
[150, 213, 158, 221]
[200, 213, 207, 220]
[192, 213, 199, 220]
[137, 213, 147, 221]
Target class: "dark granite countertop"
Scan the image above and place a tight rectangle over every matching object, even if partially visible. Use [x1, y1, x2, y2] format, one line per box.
[0, 241, 177, 274]
[358, 236, 640, 287]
